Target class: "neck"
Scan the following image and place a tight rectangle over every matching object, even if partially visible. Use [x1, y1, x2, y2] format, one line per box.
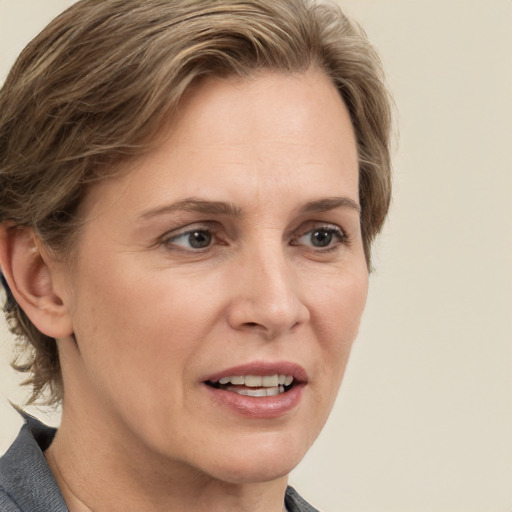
[45, 408, 289, 512]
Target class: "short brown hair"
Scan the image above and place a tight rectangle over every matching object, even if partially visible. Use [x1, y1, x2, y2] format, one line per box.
[0, 0, 392, 405]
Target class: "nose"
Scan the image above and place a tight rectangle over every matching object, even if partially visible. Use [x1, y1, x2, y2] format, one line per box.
[226, 243, 310, 340]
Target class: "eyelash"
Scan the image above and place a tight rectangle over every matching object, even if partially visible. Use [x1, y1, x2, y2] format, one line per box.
[291, 224, 348, 252]
[160, 222, 349, 253]
[161, 224, 222, 252]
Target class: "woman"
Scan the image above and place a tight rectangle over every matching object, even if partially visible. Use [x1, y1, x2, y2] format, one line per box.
[0, 1, 392, 511]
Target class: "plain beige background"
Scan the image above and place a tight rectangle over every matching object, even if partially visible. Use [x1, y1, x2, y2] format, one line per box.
[1, 1, 511, 511]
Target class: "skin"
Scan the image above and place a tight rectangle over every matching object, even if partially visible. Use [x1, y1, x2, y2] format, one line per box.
[3, 68, 368, 511]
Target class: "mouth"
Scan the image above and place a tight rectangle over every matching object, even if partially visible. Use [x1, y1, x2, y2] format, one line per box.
[206, 373, 295, 397]
[202, 362, 307, 417]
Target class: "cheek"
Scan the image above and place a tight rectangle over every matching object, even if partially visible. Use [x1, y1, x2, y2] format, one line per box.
[312, 264, 368, 340]
[69, 255, 221, 381]
[310, 266, 368, 388]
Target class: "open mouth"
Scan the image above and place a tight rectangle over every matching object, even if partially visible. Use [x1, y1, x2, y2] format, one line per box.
[206, 374, 295, 397]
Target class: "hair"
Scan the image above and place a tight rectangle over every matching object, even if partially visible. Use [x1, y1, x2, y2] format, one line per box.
[0, 0, 392, 406]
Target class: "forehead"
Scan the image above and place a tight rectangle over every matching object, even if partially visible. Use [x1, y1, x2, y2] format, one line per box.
[79, 68, 359, 220]
[168, 68, 357, 167]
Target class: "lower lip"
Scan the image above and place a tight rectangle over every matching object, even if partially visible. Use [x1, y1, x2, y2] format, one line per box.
[203, 383, 305, 419]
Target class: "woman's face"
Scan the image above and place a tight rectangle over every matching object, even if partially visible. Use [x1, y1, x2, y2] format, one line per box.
[57, 68, 368, 483]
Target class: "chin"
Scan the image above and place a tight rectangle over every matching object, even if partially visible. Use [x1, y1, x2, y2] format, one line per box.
[207, 458, 297, 485]
[199, 430, 312, 485]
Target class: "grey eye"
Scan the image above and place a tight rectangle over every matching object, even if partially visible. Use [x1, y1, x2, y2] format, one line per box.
[187, 230, 212, 248]
[167, 229, 213, 249]
[310, 230, 333, 247]
[296, 226, 343, 249]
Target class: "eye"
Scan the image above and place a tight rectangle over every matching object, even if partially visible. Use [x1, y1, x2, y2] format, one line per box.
[164, 228, 213, 250]
[294, 225, 345, 249]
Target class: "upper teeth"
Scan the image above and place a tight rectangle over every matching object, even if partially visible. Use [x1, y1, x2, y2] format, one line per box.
[218, 374, 294, 387]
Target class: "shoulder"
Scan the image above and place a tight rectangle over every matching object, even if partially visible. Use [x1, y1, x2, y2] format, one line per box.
[0, 489, 23, 512]
[285, 486, 320, 512]
[0, 413, 67, 512]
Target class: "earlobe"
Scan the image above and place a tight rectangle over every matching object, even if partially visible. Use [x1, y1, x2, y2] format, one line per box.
[0, 223, 73, 339]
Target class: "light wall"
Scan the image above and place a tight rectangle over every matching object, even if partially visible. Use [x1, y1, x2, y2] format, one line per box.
[1, 1, 511, 511]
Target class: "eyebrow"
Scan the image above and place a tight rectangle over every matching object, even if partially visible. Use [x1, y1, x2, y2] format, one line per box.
[138, 195, 360, 222]
[138, 198, 242, 221]
[299, 197, 361, 215]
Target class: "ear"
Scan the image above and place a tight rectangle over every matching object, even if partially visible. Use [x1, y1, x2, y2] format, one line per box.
[0, 223, 73, 339]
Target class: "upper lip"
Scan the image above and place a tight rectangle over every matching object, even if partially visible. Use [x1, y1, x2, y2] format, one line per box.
[203, 361, 308, 384]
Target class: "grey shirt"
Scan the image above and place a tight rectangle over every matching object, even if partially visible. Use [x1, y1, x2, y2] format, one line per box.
[0, 414, 319, 512]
